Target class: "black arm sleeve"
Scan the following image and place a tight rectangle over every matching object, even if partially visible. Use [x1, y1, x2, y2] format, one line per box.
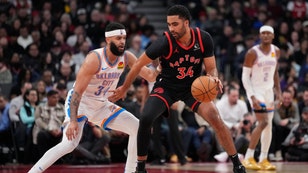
[201, 30, 215, 58]
[145, 36, 169, 60]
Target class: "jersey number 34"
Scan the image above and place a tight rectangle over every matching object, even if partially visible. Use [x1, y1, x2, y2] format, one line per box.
[177, 66, 194, 79]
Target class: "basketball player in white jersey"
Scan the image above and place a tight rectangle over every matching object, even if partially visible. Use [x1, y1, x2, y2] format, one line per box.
[28, 22, 158, 173]
[241, 25, 282, 170]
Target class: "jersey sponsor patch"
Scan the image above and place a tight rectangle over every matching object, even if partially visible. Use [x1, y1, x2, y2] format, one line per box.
[117, 61, 124, 69]
[271, 52, 275, 57]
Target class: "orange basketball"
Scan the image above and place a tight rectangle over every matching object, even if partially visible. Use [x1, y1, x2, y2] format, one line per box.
[191, 76, 218, 102]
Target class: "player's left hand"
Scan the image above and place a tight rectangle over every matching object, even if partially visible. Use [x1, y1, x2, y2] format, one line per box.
[108, 86, 127, 102]
[209, 75, 223, 93]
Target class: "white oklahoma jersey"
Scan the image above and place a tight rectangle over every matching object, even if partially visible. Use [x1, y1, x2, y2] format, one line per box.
[251, 44, 277, 90]
[82, 47, 126, 100]
[64, 47, 127, 127]
[250, 44, 277, 109]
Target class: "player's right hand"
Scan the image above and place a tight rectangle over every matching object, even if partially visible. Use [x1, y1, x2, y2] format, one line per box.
[108, 86, 127, 102]
[251, 96, 262, 110]
[66, 121, 79, 140]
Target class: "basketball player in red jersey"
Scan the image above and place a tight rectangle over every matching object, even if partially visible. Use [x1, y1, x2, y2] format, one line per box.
[110, 5, 246, 173]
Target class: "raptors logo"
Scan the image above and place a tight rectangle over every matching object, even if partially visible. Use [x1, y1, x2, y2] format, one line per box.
[154, 87, 164, 94]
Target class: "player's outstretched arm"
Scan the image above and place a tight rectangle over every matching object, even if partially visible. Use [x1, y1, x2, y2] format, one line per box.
[126, 51, 158, 82]
[66, 52, 99, 140]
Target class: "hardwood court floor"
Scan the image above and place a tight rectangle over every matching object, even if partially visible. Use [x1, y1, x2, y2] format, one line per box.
[1, 162, 307, 173]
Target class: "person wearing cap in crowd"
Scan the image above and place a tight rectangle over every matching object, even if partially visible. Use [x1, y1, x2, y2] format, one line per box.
[27, 22, 159, 173]
[75, 8, 87, 26]
[241, 25, 282, 170]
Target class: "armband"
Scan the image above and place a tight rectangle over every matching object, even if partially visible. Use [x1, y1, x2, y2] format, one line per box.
[242, 67, 255, 99]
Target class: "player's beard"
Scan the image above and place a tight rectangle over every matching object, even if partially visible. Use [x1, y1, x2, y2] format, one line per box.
[172, 24, 186, 40]
[110, 42, 124, 56]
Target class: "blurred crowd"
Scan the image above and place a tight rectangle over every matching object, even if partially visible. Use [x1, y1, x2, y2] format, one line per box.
[0, 0, 308, 166]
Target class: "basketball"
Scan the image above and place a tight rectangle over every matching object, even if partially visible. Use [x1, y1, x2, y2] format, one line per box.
[191, 76, 218, 102]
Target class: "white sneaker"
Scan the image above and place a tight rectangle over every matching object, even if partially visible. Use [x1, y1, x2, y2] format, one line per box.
[269, 153, 275, 161]
[214, 152, 228, 162]
[275, 150, 283, 161]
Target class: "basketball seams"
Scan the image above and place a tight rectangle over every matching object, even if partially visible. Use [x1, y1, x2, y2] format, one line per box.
[191, 76, 218, 102]
[208, 78, 218, 95]
[191, 83, 205, 101]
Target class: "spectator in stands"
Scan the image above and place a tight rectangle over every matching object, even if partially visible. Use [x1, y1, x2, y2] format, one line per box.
[127, 34, 144, 58]
[270, 89, 300, 161]
[8, 18, 22, 38]
[54, 62, 76, 87]
[34, 80, 47, 104]
[17, 25, 33, 50]
[41, 69, 54, 92]
[19, 88, 39, 163]
[39, 22, 53, 52]
[286, 0, 308, 20]
[30, 30, 41, 51]
[22, 43, 41, 81]
[85, 9, 105, 49]
[54, 81, 67, 105]
[298, 89, 308, 116]
[74, 8, 87, 26]
[283, 107, 308, 161]
[53, 30, 74, 53]
[71, 122, 111, 164]
[66, 25, 92, 49]
[0, 58, 13, 84]
[214, 85, 249, 162]
[290, 39, 308, 66]
[72, 40, 90, 73]
[0, 94, 11, 147]
[9, 81, 32, 124]
[60, 51, 75, 74]
[8, 53, 23, 91]
[50, 40, 63, 64]
[40, 52, 57, 75]
[9, 81, 32, 158]
[32, 90, 65, 157]
[41, 10, 57, 31]
[59, 13, 74, 36]
[267, 0, 285, 21]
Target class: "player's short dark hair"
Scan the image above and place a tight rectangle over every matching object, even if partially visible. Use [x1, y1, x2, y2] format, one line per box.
[105, 22, 125, 32]
[167, 5, 191, 24]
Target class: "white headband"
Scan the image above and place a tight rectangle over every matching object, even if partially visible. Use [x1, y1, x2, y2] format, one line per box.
[105, 29, 126, 37]
[259, 25, 274, 34]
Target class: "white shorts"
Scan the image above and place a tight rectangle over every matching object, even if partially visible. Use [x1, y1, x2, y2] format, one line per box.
[64, 89, 125, 130]
[248, 88, 275, 111]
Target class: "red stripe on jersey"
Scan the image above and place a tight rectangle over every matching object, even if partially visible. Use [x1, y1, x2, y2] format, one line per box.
[164, 32, 173, 60]
[196, 27, 204, 53]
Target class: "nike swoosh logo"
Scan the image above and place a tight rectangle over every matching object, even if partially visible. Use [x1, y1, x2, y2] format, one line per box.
[102, 67, 108, 70]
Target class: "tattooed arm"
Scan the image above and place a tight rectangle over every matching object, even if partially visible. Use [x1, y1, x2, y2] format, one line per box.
[66, 52, 100, 140]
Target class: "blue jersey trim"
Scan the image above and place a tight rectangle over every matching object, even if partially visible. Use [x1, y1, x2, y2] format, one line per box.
[104, 47, 119, 67]
[103, 108, 125, 130]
